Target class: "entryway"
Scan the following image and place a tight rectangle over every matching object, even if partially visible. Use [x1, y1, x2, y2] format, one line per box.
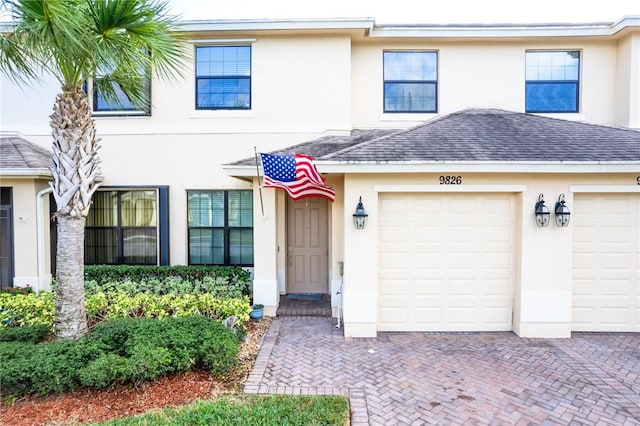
[286, 197, 328, 294]
[276, 294, 332, 317]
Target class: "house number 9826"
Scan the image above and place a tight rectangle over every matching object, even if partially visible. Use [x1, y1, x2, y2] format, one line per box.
[439, 175, 462, 185]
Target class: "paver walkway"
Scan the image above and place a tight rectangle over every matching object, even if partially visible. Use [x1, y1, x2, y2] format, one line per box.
[245, 317, 640, 425]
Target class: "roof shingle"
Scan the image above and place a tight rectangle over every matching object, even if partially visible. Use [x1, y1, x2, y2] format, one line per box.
[0, 136, 52, 170]
[230, 109, 640, 166]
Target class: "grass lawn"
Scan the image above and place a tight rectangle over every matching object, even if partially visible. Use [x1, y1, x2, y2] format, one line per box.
[94, 395, 350, 425]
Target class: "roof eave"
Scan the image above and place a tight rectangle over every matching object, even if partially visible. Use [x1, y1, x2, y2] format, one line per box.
[177, 17, 375, 33]
[223, 161, 640, 177]
[369, 15, 640, 38]
[0, 168, 52, 179]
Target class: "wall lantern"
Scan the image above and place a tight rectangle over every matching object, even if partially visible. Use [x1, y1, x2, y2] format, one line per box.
[554, 194, 571, 227]
[352, 196, 368, 229]
[534, 193, 550, 227]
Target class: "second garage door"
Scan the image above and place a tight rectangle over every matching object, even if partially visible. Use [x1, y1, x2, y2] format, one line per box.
[572, 193, 640, 332]
[378, 193, 516, 332]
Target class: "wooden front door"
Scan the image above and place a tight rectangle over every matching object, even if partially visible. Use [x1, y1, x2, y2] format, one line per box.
[287, 197, 328, 294]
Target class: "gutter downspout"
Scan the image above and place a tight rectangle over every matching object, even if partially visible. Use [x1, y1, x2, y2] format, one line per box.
[36, 187, 53, 294]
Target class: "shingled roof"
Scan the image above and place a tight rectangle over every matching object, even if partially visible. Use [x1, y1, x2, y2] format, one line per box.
[230, 109, 640, 167]
[0, 136, 52, 176]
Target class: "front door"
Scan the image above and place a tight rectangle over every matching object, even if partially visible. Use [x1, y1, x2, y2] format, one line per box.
[287, 197, 328, 294]
[0, 188, 14, 290]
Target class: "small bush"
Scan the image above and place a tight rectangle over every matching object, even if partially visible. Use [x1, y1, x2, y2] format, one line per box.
[1, 291, 251, 329]
[0, 324, 51, 343]
[83, 265, 251, 297]
[0, 339, 84, 397]
[0, 285, 34, 295]
[0, 316, 240, 398]
[0, 292, 54, 328]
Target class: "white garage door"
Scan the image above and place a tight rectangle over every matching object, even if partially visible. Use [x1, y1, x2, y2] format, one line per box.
[378, 193, 515, 332]
[572, 194, 640, 332]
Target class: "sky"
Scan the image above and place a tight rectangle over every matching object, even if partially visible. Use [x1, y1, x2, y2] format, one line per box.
[165, 0, 640, 25]
[0, 1, 638, 24]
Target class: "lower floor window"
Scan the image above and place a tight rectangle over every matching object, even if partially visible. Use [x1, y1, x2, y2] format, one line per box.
[187, 190, 253, 266]
[84, 188, 169, 265]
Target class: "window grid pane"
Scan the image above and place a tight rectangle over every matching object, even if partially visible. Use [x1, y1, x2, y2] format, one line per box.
[196, 46, 251, 110]
[383, 51, 438, 113]
[525, 51, 580, 113]
[85, 228, 118, 264]
[187, 190, 254, 266]
[229, 229, 254, 265]
[84, 190, 158, 265]
[122, 228, 156, 265]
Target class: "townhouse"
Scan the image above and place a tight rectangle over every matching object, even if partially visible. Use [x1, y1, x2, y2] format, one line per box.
[1, 16, 639, 337]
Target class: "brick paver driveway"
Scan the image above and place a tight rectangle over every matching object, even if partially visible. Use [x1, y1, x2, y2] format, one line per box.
[245, 317, 640, 425]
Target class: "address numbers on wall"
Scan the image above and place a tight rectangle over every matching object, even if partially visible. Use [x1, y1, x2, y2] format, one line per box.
[439, 176, 462, 185]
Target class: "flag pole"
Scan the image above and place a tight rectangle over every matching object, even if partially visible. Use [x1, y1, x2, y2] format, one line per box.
[254, 146, 265, 217]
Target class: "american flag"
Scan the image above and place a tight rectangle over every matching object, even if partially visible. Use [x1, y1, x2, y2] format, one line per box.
[260, 153, 335, 202]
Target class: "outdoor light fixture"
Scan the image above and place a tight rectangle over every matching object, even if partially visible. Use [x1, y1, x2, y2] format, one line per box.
[352, 196, 368, 229]
[554, 194, 571, 227]
[534, 193, 550, 227]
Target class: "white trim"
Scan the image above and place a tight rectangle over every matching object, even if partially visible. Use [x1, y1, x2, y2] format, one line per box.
[374, 184, 527, 193]
[0, 169, 52, 178]
[189, 38, 256, 45]
[369, 16, 640, 39]
[570, 185, 640, 193]
[189, 110, 255, 119]
[179, 18, 375, 32]
[224, 162, 640, 177]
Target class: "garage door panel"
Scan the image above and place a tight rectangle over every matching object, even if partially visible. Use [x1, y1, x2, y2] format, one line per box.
[414, 280, 444, 296]
[572, 194, 639, 332]
[379, 193, 515, 332]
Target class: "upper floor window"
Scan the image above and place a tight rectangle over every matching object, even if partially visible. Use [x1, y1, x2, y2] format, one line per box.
[187, 190, 253, 266]
[383, 51, 438, 113]
[525, 51, 580, 113]
[88, 56, 151, 115]
[92, 79, 151, 114]
[195, 46, 251, 110]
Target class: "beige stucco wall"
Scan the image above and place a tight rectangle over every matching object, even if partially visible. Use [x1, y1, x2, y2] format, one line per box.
[351, 38, 628, 128]
[615, 33, 640, 128]
[0, 178, 51, 290]
[340, 171, 639, 338]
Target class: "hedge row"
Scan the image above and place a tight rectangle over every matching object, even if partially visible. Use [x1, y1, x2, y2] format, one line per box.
[83, 265, 251, 296]
[84, 276, 248, 299]
[0, 316, 239, 398]
[0, 291, 251, 329]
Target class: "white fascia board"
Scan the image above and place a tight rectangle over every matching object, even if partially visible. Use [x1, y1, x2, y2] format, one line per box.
[375, 184, 527, 193]
[570, 185, 640, 193]
[223, 161, 640, 177]
[0, 169, 52, 179]
[369, 17, 640, 39]
[179, 18, 375, 33]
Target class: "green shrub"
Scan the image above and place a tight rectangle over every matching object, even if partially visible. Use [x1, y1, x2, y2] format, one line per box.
[0, 324, 51, 343]
[0, 292, 54, 328]
[0, 291, 251, 329]
[0, 316, 240, 398]
[77, 353, 131, 388]
[88, 316, 239, 375]
[0, 286, 34, 295]
[83, 265, 251, 296]
[0, 339, 85, 397]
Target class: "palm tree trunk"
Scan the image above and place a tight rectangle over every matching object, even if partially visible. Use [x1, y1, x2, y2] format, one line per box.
[50, 86, 101, 339]
[54, 215, 88, 338]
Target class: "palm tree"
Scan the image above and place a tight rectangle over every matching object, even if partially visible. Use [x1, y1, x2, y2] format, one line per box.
[0, 0, 186, 339]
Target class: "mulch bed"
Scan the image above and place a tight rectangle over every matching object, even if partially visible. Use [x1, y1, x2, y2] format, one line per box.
[0, 317, 273, 426]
